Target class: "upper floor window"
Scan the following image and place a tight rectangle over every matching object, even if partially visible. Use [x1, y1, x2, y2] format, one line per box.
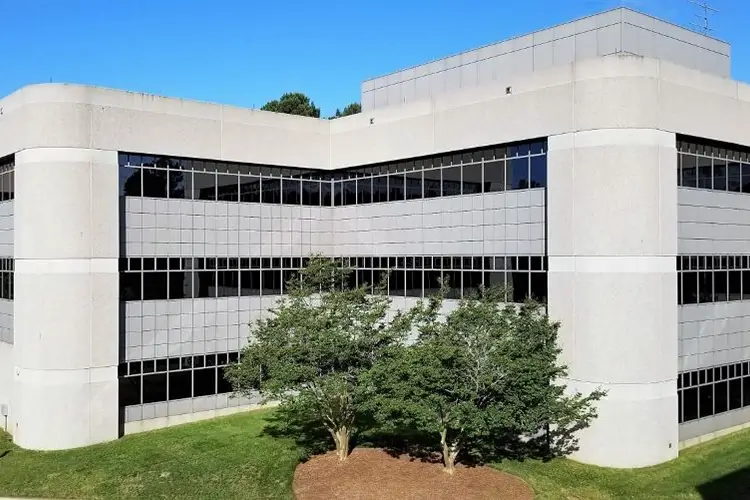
[678, 136, 750, 194]
[118, 139, 547, 207]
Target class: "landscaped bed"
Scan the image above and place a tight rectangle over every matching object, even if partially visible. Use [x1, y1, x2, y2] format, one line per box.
[1, 409, 750, 499]
[293, 448, 532, 500]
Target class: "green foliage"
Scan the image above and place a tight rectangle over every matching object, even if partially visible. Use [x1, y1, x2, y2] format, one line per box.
[362, 289, 605, 472]
[260, 92, 321, 118]
[225, 256, 413, 460]
[331, 102, 362, 119]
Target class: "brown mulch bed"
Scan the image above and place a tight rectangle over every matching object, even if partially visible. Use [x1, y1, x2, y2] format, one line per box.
[293, 448, 534, 500]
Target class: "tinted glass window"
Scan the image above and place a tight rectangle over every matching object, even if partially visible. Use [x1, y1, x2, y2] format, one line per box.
[169, 170, 190, 199]
[321, 181, 332, 206]
[372, 176, 388, 202]
[302, 180, 320, 206]
[169, 272, 192, 300]
[530, 155, 546, 188]
[217, 271, 239, 297]
[728, 162, 742, 192]
[195, 271, 216, 298]
[442, 167, 461, 197]
[698, 271, 713, 303]
[683, 387, 698, 421]
[484, 160, 504, 192]
[194, 172, 216, 201]
[405, 170, 422, 200]
[119, 377, 141, 406]
[143, 272, 168, 300]
[357, 177, 372, 204]
[262, 178, 281, 204]
[142, 373, 167, 404]
[462, 164, 482, 194]
[282, 179, 301, 205]
[120, 167, 141, 196]
[121, 272, 141, 301]
[343, 180, 357, 205]
[389, 174, 405, 201]
[713, 159, 727, 191]
[681, 154, 697, 188]
[423, 168, 441, 198]
[240, 176, 261, 203]
[697, 156, 712, 189]
[142, 168, 169, 198]
[216, 173, 238, 202]
[510, 157, 529, 190]
[169, 371, 192, 400]
[193, 368, 216, 397]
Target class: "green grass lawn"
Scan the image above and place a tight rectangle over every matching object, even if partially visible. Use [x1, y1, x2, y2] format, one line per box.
[496, 430, 750, 500]
[0, 410, 301, 500]
[1, 409, 749, 499]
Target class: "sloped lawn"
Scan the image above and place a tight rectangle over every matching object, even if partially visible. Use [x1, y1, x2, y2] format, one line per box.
[496, 428, 750, 500]
[1, 409, 750, 499]
[0, 410, 300, 500]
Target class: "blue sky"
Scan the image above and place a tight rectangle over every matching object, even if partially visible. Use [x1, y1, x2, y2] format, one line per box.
[1, 0, 747, 116]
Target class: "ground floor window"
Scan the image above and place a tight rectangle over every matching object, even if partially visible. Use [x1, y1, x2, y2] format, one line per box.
[678, 361, 750, 423]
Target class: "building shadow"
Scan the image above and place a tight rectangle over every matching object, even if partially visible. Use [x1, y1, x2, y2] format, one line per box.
[696, 467, 750, 499]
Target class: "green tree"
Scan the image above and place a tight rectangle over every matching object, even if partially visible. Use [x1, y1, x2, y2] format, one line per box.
[260, 92, 320, 118]
[362, 289, 605, 474]
[225, 257, 412, 461]
[331, 102, 362, 119]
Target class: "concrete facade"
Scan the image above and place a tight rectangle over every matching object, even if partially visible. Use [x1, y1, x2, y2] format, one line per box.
[1, 8, 750, 469]
[361, 8, 730, 111]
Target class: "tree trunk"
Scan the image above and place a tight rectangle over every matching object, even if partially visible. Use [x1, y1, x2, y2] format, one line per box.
[439, 428, 460, 474]
[331, 426, 350, 461]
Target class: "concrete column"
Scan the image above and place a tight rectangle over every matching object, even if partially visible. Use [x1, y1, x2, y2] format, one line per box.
[13, 147, 119, 450]
[547, 129, 678, 468]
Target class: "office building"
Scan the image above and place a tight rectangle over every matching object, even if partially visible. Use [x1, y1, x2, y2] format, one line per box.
[0, 8, 747, 468]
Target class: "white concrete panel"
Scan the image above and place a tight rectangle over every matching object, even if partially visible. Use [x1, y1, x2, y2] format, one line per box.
[547, 129, 678, 468]
[553, 37, 576, 65]
[12, 147, 119, 450]
[533, 43, 554, 72]
[596, 24, 621, 56]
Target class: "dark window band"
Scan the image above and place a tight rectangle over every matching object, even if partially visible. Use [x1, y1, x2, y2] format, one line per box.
[118, 352, 238, 407]
[677, 255, 750, 305]
[118, 139, 547, 205]
[678, 136, 750, 193]
[120, 255, 548, 303]
[678, 361, 750, 423]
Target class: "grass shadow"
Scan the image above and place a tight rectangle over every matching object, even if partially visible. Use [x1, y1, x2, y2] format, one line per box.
[259, 406, 332, 461]
[696, 466, 750, 500]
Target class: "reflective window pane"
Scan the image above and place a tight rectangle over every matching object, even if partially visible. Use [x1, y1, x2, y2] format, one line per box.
[388, 174, 405, 201]
[462, 164, 482, 195]
[484, 160, 504, 192]
[530, 155, 546, 188]
[510, 157, 529, 190]
[216, 173, 238, 202]
[442, 167, 461, 197]
[194, 172, 217, 201]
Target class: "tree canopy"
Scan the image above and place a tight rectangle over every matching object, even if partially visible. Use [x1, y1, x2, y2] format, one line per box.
[362, 289, 605, 473]
[261, 92, 321, 118]
[331, 102, 362, 119]
[224, 257, 413, 461]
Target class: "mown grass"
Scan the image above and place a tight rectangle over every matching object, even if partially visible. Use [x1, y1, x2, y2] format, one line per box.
[496, 428, 750, 500]
[1, 409, 749, 499]
[0, 409, 300, 500]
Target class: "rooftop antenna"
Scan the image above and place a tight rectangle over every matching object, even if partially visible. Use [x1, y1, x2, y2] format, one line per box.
[689, 0, 718, 35]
